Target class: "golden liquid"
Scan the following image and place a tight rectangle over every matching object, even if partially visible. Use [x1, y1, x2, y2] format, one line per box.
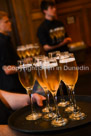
[57, 30, 61, 38]
[42, 66, 60, 96]
[59, 59, 78, 90]
[59, 29, 65, 41]
[18, 65, 35, 93]
[36, 67, 48, 92]
[54, 30, 60, 39]
[27, 48, 33, 57]
[50, 32, 54, 40]
[31, 48, 36, 57]
[17, 50, 22, 59]
[25, 49, 31, 57]
[22, 50, 26, 58]
[35, 48, 40, 56]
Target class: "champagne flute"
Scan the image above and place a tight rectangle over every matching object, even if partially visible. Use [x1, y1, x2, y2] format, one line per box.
[35, 60, 50, 113]
[25, 44, 33, 58]
[59, 53, 86, 120]
[49, 51, 69, 107]
[43, 58, 68, 127]
[58, 52, 70, 107]
[17, 46, 22, 59]
[39, 59, 56, 120]
[28, 44, 34, 57]
[17, 45, 26, 59]
[59, 53, 79, 113]
[35, 57, 55, 120]
[17, 59, 42, 120]
[34, 43, 40, 56]
[49, 29, 55, 44]
[59, 27, 65, 42]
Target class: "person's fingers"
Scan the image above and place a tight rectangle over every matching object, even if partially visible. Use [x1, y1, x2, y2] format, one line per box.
[66, 37, 72, 42]
[34, 95, 42, 106]
[36, 95, 46, 106]
[40, 95, 46, 100]
[32, 93, 46, 106]
[37, 97, 43, 106]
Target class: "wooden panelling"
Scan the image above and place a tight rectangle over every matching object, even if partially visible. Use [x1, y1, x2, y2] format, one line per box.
[56, 0, 91, 9]
[10, 0, 44, 44]
[31, 12, 43, 20]
[29, 0, 42, 11]
[32, 17, 44, 42]
[86, 8, 91, 46]
[56, 0, 91, 47]
[11, 0, 32, 44]
[23, 0, 44, 43]
[58, 11, 84, 42]
[0, 0, 8, 11]
[55, 0, 73, 4]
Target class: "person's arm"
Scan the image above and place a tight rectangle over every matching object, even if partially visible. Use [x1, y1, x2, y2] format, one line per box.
[43, 37, 72, 51]
[0, 125, 26, 136]
[0, 90, 46, 110]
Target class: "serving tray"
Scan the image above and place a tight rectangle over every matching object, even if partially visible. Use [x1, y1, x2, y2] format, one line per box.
[8, 95, 91, 133]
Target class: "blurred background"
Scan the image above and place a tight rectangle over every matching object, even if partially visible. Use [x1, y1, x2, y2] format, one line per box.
[0, 0, 91, 95]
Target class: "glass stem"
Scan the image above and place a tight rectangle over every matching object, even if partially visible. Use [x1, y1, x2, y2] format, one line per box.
[27, 88, 35, 114]
[47, 91, 53, 115]
[45, 90, 49, 108]
[47, 91, 50, 109]
[67, 87, 73, 106]
[53, 93, 61, 118]
[59, 82, 65, 102]
[46, 90, 52, 115]
[72, 90, 78, 112]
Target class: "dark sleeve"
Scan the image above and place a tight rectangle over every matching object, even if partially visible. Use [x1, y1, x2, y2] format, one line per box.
[37, 26, 49, 46]
[65, 32, 69, 38]
[0, 39, 9, 67]
[0, 39, 18, 67]
[0, 100, 13, 124]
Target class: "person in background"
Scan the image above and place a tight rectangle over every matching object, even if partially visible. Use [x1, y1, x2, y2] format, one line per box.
[0, 90, 46, 124]
[0, 11, 26, 93]
[37, 0, 72, 55]
[37, 0, 72, 95]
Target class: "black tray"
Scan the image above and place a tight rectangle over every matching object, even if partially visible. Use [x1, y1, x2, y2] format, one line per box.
[8, 95, 91, 133]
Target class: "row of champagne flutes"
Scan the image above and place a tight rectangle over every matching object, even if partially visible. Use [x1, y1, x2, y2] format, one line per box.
[17, 43, 40, 59]
[17, 51, 86, 127]
[49, 27, 65, 44]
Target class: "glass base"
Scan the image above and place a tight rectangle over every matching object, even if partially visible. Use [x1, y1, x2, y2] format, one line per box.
[26, 113, 42, 120]
[42, 112, 57, 121]
[51, 117, 68, 127]
[69, 111, 86, 120]
[58, 101, 69, 107]
[65, 105, 79, 113]
[42, 106, 55, 113]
